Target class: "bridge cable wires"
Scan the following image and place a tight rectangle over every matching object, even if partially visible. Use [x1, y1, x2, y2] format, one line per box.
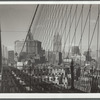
[46, 5, 62, 51]
[62, 5, 73, 54]
[48, 5, 66, 52]
[80, 5, 84, 67]
[78, 5, 92, 47]
[67, 5, 84, 57]
[97, 5, 100, 68]
[65, 5, 84, 59]
[62, 5, 78, 56]
[65, 5, 92, 60]
[41, 5, 52, 51]
[76, 5, 92, 72]
[43, 5, 56, 51]
[88, 5, 100, 70]
[20, 4, 39, 55]
[88, 10, 99, 50]
[33, 5, 45, 42]
[50, 5, 69, 54]
[39, 5, 49, 50]
[67, 5, 84, 58]
[39, 5, 56, 52]
[76, 5, 92, 67]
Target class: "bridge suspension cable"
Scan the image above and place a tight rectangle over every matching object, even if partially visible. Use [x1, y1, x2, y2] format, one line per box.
[78, 5, 92, 47]
[88, 12, 99, 49]
[80, 4, 83, 65]
[49, 5, 67, 52]
[43, 5, 54, 50]
[97, 5, 100, 68]
[45, 5, 59, 51]
[47, 5, 61, 51]
[20, 4, 39, 55]
[41, 5, 50, 50]
[63, 5, 78, 54]
[66, 5, 84, 58]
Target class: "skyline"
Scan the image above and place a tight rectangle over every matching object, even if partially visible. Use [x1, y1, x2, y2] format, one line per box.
[0, 5, 36, 50]
[0, 4, 100, 54]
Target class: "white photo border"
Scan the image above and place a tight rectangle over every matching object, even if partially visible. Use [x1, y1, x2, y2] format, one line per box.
[0, 1, 100, 98]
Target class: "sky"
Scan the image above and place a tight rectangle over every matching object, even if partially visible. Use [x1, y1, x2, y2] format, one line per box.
[0, 4, 100, 55]
[33, 4, 100, 53]
[0, 5, 36, 50]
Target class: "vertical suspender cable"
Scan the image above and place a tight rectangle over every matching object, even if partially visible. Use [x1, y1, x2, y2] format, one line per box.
[78, 5, 92, 47]
[79, 4, 83, 91]
[64, 5, 78, 57]
[21, 4, 39, 92]
[0, 24, 2, 73]
[20, 4, 39, 54]
[49, 5, 66, 52]
[48, 5, 60, 51]
[35, 6, 44, 41]
[88, 14, 99, 49]
[67, 5, 84, 58]
[42, 5, 49, 50]
[74, 5, 77, 55]
[0, 24, 2, 92]
[61, 5, 72, 53]
[45, 5, 58, 51]
[69, 5, 71, 57]
[88, 4, 91, 62]
[80, 5, 83, 67]
[64, 5, 78, 55]
[97, 5, 99, 69]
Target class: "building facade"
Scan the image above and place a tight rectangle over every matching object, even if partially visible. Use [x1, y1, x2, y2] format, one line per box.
[14, 40, 26, 57]
[8, 50, 14, 64]
[2, 45, 8, 65]
[53, 33, 62, 64]
[71, 46, 80, 56]
[53, 33, 62, 53]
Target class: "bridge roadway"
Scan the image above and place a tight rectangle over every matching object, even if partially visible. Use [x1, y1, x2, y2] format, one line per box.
[1, 66, 84, 93]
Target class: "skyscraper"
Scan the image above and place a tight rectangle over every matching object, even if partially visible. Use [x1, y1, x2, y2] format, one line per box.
[14, 40, 26, 57]
[8, 50, 14, 64]
[71, 46, 80, 55]
[53, 33, 62, 52]
[26, 31, 42, 58]
[53, 33, 62, 64]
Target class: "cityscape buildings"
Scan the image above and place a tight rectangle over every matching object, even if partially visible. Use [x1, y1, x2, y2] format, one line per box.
[53, 33, 62, 64]
[0, 4, 100, 93]
[53, 33, 62, 53]
[2, 45, 8, 65]
[14, 40, 26, 57]
[8, 50, 14, 65]
[71, 46, 80, 56]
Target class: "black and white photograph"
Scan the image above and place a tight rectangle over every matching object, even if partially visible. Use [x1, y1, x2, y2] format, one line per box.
[0, 3, 100, 94]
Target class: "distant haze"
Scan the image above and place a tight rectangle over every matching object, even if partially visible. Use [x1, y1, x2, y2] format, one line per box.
[0, 5, 36, 50]
[0, 4, 100, 55]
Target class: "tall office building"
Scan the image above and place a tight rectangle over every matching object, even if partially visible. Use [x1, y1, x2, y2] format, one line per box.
[71, 46, 80, 55]
[53, 33, 62, 53]
[53, 33, 62, 64]
[2, 45, 8, 64]
[8, 50, 14, 64]
[26, 31, 34, 55]
[26, 32, 42, 58]
[15, 40, 26, 56]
